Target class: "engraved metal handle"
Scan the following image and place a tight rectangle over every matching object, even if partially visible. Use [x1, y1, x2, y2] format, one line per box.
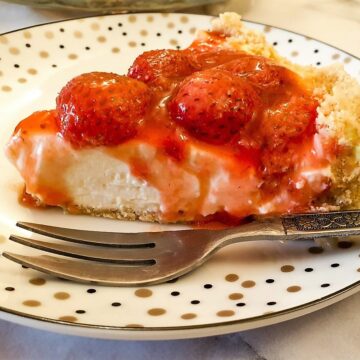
[281, 210, 360, 239]
[218, 210, 360, 246]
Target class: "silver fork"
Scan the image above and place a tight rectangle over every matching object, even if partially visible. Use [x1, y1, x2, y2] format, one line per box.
[3, 210, 360, 286]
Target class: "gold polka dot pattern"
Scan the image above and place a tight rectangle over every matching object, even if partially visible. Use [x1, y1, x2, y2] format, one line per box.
[29, 278, 46, 286]
[287, 286, 301, 293]
[0, 36, 9, 44]
[281, 265, 295, 272]
[148, 308, 166, 316]
[74, 31, 83, 38]
[2, 85, 12, 92]
[0, 13, 358, 331]
[217, 310, 235, 317]
[181, 313, 197, 320]
[225, 274, 239, 282]
[135, 288, 152, 298]
[23, 31, 32, 39]
[9, 47, 20, 55]
[23, 300, 41, 307]
[241, 280, 256, 288]
[27, 68, 37, 75]
[91, 23, 100, 31]
[45, 31, 54, 39]
[54, 292, 70, 300]
[229, 293, 244, 300]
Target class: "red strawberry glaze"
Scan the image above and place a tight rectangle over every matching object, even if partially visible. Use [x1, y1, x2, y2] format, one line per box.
[168, 68, 261, 144]
[128, 49, 195, 89]
[7, 35, 338, 223]
[6, 110, 72, 206]
[56, 73, 151, 147]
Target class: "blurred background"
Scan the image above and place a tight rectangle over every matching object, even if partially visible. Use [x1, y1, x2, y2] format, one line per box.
[0, 0, 359, 57]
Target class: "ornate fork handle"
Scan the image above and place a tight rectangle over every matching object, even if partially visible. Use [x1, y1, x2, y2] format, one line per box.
[282, 210, 360, 232]
[218, 210, 360, 247]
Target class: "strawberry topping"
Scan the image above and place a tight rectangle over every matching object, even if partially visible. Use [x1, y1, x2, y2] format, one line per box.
[186, 48, 246, 70]
[127, 49, 195, 88]
[56, 72, 151, 147]
[260, 95, 318, 175]
[261, 95, 318, 150]
[16, 33, 330, 223]
[219, 56, 297, 91]
[162, 136, 186, 162]
[168, 69, 261, 144]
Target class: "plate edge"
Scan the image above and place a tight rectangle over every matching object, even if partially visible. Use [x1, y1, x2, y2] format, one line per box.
[0, 279, 358, 335]
[0, 12, 358, 61]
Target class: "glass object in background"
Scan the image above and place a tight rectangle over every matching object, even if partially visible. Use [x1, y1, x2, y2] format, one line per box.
[1, 0, 223, 12]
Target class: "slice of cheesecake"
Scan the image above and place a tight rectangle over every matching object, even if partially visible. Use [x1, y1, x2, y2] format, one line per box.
[5, 13, 360, 224]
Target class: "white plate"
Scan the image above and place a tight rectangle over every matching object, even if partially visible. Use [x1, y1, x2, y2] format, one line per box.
[0, 13, 359, 340]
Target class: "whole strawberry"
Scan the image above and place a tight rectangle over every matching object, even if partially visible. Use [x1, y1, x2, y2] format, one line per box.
[56, 72, 151, 147]
[168, 69, 261, 144]
[128, 49, 195, 88]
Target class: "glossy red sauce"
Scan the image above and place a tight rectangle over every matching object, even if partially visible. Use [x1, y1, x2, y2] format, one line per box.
[14, 110, 59, 135]
[10, 33, 337, 223]
[9, 110, 72, 207]
[19, 186, 46, 208]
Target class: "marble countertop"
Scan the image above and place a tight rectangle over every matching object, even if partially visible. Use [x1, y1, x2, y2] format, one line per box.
[0, 1, 359, 359]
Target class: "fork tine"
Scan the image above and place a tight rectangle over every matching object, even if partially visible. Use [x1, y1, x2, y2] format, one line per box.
[9, 235, 156, 265]
[2, 252, 180, 286]
[16, 222, 193, 248]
